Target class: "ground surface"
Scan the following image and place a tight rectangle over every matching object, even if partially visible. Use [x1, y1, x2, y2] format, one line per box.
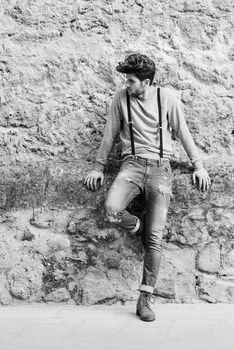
[0, 303, 234, 350]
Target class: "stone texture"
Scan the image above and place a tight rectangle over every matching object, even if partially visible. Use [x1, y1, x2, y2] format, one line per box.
[162, 245, 198, 302]
[47, 235, 71, 252]
[0, 0, 233, 305]
[155, 261, 177, 299]
[176, 273, 197, 303]
[0, 273, 13, 305]
[107, 269, 129, 292]
[0, 286, 13, 305]
[197, 275, 234, 303]
[44, 288, 71, 302]
[7, 259, 45, 301]
[197, 243, 221, 273]
[77, 276, 116, 305]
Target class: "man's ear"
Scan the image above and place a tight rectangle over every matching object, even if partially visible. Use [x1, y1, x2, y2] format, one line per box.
[143, 79, 150, 86]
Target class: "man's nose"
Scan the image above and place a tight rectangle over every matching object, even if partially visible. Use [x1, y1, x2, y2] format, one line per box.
[126, 80, 130, 88]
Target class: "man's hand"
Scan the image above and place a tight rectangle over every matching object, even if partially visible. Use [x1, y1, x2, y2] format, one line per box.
[192, 168, 211, 191]
[84, 170, 104, 191]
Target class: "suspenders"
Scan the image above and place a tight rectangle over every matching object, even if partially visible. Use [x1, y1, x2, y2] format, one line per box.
[157, 87, 163, 160]
[126, 87, 164, 161]
[126, 89, 136, 156]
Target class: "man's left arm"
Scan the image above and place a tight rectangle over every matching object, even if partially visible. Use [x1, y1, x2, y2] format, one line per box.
[168, 93, 211, 191]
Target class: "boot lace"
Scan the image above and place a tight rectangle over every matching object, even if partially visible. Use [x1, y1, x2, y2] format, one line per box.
[142, 293, 155, 310]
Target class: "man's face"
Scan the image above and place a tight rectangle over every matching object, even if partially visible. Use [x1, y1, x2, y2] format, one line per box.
[125, 73, 146, 97]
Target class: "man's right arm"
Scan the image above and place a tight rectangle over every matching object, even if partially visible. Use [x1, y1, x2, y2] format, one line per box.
[84, 92, 123, 190]
[166, 89, 211, 191]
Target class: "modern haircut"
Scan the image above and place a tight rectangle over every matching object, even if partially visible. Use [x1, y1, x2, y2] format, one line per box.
[116, 54, 156, 85]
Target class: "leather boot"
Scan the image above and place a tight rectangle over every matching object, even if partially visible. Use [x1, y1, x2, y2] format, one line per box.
[136, 292, 155, 322]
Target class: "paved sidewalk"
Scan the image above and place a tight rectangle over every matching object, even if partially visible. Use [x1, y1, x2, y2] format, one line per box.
[0, 303, 234, 350]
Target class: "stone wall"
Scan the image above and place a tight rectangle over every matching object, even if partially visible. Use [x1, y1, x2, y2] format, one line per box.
[0, 0, 233, 305]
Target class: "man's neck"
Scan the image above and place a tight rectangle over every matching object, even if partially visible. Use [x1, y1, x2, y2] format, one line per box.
[137, 85, 154, 101]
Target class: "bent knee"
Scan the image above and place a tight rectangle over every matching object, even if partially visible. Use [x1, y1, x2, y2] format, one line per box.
[105, 199, 123, 216]
[104, 200, 124, 223]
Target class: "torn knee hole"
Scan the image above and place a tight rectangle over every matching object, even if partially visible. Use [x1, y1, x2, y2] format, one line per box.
[106, 211, 122, 223]
[157, 185, 171, 195]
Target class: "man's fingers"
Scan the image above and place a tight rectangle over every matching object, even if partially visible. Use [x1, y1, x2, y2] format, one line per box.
[193, 171, 211, 191]
[85, 177, 92, 190]
[198, 177, 202, 190]
[85, 177, 90, 188]
[90, 178, 95, 191]
[93, 178, 97, 191]
[88, 179, 92, 190]
[192, 173, 196, 184]
[84, 173, 104, 191]
[201, 178, 204, 191]
[202, 179, 206, 191]
[205, 176, 211, 191]
[202, 177, 210, 191]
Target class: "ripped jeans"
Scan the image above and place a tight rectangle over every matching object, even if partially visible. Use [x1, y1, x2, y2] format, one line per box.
[105, 155, 172, 294]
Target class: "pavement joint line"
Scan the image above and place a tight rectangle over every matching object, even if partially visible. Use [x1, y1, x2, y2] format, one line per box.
[204, 323, 219, 350]
[50, 321, 84, 350]
[95, 325, 126, 350]
[1, 319, 40, 349]
[155, 317, 176, 350]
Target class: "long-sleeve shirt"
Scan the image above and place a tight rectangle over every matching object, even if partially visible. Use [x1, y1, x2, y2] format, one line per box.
[94, 86, 203, 171]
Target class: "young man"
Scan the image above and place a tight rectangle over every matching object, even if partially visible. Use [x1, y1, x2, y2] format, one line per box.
[84, 54, 210, 322]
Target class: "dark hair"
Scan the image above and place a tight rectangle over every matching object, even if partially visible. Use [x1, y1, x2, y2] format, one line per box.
[116, 54, 156, 85]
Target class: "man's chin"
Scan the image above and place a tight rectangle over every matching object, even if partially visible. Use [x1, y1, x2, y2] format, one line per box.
[128, 91, 137, 97]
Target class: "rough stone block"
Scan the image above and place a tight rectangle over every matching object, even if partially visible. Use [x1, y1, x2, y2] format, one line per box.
[0, 273, 13, 305]
[8, 260, 45, 300]
[44, 288, 71, 302]
[197, 243, 221, 273]
[197, 275, 234, 303]
[155, 261, 177, 299]
[78, 277, 116, 305]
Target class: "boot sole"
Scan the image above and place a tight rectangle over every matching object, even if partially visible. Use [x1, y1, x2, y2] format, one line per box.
[136, 309, 155, 322]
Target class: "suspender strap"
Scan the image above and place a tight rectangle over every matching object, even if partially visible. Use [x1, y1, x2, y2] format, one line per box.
[126, 89, 135, 156]
[157, 87, 163, 160]
[126, 88, 163, 160]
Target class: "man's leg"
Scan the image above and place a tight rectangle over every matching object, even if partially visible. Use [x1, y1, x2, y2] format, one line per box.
[105, 168, 142, 233]
[137, 164, 172, 321]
